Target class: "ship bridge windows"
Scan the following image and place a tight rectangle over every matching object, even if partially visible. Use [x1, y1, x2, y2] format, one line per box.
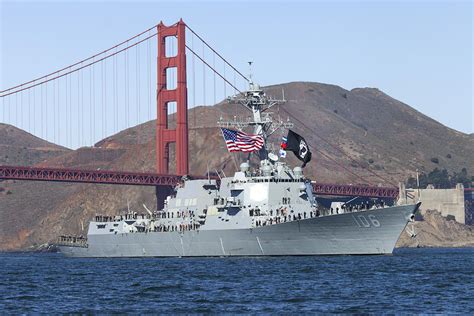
[97, 224, 106, 229]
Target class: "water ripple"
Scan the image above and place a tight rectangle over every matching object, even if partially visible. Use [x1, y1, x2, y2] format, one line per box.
[1, 248, 474, 313]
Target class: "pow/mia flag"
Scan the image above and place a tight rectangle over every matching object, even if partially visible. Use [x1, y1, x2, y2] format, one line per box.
[285, 130, 312, 167]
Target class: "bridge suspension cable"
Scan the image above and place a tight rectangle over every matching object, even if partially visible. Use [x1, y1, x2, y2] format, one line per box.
[1, 23, 162, 150]
[185, 25, 249, 83]
[0, 32, 158, 98]
[280, 106, 398, 187]
[0, 24, 159, 96]
[180, 26, 396, 188]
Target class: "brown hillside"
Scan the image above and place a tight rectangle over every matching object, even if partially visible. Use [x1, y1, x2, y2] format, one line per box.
[0, 123, 70, 166]
[0, 81, 472, 251]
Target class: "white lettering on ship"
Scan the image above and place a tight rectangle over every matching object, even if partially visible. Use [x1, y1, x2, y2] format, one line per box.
[352, 214, 381, 228]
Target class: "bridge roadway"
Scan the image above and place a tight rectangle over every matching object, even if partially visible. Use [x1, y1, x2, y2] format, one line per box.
[0, 165, 400, 198]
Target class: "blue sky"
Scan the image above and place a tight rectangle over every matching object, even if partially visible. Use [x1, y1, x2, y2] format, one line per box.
[1, 0, 472, 140]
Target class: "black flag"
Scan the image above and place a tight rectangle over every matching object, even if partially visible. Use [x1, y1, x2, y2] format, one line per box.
[286, 130, 312, 167]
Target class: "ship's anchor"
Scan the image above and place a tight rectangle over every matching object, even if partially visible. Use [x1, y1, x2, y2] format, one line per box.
[406, 222, 417, 238]
[406, 213, 417, 238]
[405, 215, 420, 247]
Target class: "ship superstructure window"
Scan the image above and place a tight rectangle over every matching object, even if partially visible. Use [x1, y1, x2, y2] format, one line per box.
[97, 224, 106, 229]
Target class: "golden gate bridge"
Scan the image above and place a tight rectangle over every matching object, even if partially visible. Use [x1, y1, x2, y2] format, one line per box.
[0, 19, 400, 206]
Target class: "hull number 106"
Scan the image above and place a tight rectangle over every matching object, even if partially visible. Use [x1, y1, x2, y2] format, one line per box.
[352, 214, 381, 228]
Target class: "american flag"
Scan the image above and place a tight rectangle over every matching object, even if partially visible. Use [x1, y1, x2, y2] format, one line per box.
[221, 128, 264, 152]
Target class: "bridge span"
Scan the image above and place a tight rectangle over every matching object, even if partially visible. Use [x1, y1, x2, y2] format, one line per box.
[0, 165, 400, 199]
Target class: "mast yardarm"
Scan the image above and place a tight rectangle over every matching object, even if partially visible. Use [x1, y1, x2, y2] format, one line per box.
[218, 74, 292, 162]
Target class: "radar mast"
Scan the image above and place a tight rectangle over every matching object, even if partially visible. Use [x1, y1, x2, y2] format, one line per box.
[218, 63, 293, 163]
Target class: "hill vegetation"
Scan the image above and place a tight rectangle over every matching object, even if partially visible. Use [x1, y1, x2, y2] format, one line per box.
[406, 168, 473, 189]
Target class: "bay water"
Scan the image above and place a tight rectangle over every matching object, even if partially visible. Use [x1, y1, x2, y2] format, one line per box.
[1, 248, 473, 313]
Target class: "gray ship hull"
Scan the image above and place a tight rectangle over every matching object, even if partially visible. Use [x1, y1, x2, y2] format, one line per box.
[59, 204, 419, 257]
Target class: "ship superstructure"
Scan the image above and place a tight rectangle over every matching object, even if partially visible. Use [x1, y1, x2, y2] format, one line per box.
[58, 79, 420, 257]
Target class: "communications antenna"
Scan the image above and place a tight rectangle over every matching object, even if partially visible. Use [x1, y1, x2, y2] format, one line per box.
[218, 65, 293, 162]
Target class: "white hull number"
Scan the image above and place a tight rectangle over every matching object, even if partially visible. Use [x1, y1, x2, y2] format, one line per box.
[352, 214, 381, 228]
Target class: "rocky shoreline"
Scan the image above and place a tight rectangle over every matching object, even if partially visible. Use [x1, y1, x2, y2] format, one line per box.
[396, 210, 474, 248]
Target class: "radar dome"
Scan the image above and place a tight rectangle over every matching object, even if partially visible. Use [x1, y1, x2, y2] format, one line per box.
[268, 153, 278, 162]
[240, 162, 250, 173]
[262, 165, 272, 177]
[293, 167, 303, 179]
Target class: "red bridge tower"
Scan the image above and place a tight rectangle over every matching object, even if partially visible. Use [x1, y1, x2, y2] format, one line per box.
[156, 19, 189, 175]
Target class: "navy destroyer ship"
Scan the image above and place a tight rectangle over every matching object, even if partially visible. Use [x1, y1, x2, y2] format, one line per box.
[58, 79, 420, 257]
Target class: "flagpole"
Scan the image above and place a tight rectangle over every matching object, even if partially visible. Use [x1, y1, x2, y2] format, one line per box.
[220, 127, 240, 172]
[231, 152, 239, 171]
